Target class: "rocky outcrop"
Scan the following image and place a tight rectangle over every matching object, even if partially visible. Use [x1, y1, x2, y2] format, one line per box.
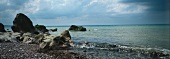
[0, 30, 73, 49]
[0, 32, 21, 42]
[69, 25, 86, 31]
[40, 30, 73, 49]
[0, 23, 6, 32]
[1, 13, 73, 50]
[35, 24, 48, 33]
[21, 33, 36, 44]
[11, 13, 36, 33]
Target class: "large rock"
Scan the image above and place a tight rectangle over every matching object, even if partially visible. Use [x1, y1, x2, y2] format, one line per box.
[39, 35, 57, 49]
[35, 24, 48, 33]
[11, 13, 36, 33]
[39, 30, 73, 49]
[0, 23, 6, 32]
[21, 33, 49, 44]
[59, 30, 73, 47]
[0, 30, 73, 49]
[69, 25, 86, 31]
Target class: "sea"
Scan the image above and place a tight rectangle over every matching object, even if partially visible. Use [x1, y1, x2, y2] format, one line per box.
[4, 24, 170, 59]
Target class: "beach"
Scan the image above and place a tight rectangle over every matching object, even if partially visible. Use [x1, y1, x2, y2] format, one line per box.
[2, 24, 170, 59]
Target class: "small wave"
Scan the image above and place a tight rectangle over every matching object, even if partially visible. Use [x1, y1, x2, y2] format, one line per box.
[94, 29, 98, 31]
[73, 41, 170, 58]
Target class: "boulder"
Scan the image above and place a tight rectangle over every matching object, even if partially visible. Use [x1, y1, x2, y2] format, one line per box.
[69, 25, 86, 31]
[21, 33, 46, 44]
[39, 30, 73, 49]
[49, 28, 57, 32]
[60, 30, 71, 41]
[0, 23, 6, 32]
[34, 34, 45, 43]
[58, 30, 73, 47]
[21, 33, 35, 44]
[39, 35, 57, 49]
[35, 24, 48, 33]
[11, 13, 36, 33]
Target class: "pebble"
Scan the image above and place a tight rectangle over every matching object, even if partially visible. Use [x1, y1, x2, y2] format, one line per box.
[35, 54, 37, 57]
[8, 50, 11, 51]
[0, 42, 86, 59]
[21, 49, 24, 51]
[0, 43, 55, 59]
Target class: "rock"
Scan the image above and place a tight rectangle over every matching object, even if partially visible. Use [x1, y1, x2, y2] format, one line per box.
[56, 30, 73, 48]
[49, 28, 57, 32]
[39, 35, 57, 49]
[39, 30, 73, 49]
[35, 24, 48, 33]
[60, 30, 71, 39]
[34, 34, 45, 43]
[69, 25, 86, 31]
[23, 36, 35, 44]
[0, 23, 6, 32]
[11, 13, 36, 33]
[0, 32, 20, 42]
[21, 32, 52, 44]
[21, 33, 41, 44]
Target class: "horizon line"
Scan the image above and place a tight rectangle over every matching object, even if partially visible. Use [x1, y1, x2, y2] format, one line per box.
[4, 24, 170, 27]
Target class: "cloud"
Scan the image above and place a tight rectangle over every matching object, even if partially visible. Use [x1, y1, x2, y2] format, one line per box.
[0, 0, 30, 24]
[0, 0, 169, 25]
[121, 0, 170, 12]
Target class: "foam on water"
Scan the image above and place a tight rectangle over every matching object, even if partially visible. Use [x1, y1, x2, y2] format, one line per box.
[73, 41, 170, 58]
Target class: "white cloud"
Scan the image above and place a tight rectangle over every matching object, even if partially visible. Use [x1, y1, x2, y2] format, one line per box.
[0, 0, 8, 4]
[1, 0, 148, 19]
[107, 3, 148, 15]
[84, 0, 148, 16]
[16, 0, 40, 14]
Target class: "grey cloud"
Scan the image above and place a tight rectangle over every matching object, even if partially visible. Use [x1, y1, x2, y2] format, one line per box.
[0, 0, 29, 24]
[121, 0, 169, 12]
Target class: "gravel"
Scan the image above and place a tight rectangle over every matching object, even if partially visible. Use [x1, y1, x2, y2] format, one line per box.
[0, 42, 87, 59]
[0, 42, 55, 59]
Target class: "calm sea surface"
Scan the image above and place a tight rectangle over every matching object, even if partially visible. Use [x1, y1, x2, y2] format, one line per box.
[5, 24, 170, 58]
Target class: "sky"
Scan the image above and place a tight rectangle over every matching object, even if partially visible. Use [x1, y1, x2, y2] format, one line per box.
[0, 0, 170, 26]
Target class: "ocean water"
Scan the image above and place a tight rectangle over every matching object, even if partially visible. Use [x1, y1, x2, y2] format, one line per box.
[48, 25, 170, 49]
[4, 24, 170, 58]
[47, 24, 170, 58]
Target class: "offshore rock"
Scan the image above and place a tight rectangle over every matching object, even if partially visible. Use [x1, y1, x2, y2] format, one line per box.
[0, 23, 6, 32]
[35, 24, 48, 33]
[11, 13, 36, 33]
[69, 25, 86, 31]
[49, 28, 57, 32]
